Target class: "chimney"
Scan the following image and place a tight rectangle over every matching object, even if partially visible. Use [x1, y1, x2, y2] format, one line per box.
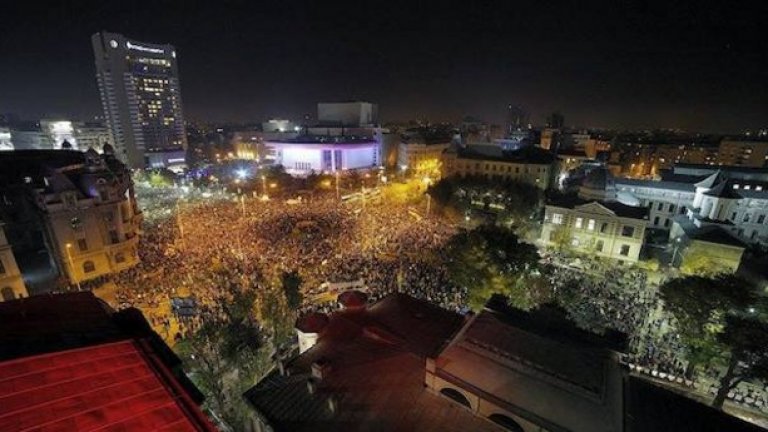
[311, 358, 332, 380]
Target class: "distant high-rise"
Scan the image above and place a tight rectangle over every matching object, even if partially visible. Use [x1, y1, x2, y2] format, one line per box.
[92, 32, 187, 168]
[546, 111, 565, 129]
[506, 104, 528, 134]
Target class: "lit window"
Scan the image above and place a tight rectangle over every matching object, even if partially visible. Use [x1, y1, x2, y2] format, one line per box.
[552, 213, 564, 225]
[587, 219, 595, 230]
[734, 184, 740, 189]
[571, 238, 580, 247]
[575, 217, 583, 229]
[745, 185, 751, 190]
[758, 186, 763, 191]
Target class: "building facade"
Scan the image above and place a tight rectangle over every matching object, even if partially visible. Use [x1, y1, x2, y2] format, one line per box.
[0, 127, 11, 151]
[541, 200, 648, 263]
[74, 121, 114, 153]
[266, 136, 379, 174]
[317, 102, 378, 126]
[0, 148, 142, 289]
[612, 164, 768, 246]
[442, 144, 557, 189]
[717, 139, 768, 167]
[0, 223, 26, 301]
[92, 31, 187, 168]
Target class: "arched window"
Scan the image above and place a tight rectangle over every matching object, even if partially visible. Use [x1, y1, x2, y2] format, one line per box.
[1, 287, 15, 301]
[488, 414, 525, 432]
[83, 261, 96, 273]
[439, 388, 471, 409]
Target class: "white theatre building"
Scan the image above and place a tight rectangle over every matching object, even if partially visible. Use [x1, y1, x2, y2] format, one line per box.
[266, 136, 379, 174]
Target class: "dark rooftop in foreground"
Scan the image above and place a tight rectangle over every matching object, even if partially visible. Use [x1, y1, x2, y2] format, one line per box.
[244, 293, 497, 432]
[0, 292, 216, 431]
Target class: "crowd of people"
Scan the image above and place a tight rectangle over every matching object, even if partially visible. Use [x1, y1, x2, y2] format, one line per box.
[104, 181, 768, 417]
[110, 185, 466, 344]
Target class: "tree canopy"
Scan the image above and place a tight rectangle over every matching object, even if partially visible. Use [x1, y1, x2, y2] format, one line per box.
[445, 225, 542, 310]
[660, 274, 766, 408]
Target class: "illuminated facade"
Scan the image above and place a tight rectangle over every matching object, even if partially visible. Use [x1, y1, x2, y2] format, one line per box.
[74, 121, 114, 153]
[442, 144, 557, 189]
[0, 127, 11, 151]
[0, 223, 26, 301]
[92, 32, 187, 168]
[40, 120, 78, 150]
[266, 136, 379, 174]
[0, 149, 142, 289]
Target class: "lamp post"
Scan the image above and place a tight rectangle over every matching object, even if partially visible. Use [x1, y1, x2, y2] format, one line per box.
[65, 243, 80, 291]
[671, 237, 682, 267]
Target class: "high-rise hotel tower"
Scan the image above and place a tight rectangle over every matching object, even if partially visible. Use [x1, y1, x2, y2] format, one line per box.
[92, 32, 187, 168]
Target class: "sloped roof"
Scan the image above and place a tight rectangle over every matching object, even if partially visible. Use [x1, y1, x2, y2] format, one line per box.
[703, 181, 742, 199]
[694, 170, 724, 188]
[244, 293, 490, 432]
[0, 340, 217, 432]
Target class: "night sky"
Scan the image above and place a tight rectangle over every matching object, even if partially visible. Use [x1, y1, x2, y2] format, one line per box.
[1, 1, 767, 131]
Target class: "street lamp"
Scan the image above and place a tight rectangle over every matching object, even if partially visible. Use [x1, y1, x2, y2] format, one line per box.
[65, 243, 80, 291]
[671, 237, 682, 267]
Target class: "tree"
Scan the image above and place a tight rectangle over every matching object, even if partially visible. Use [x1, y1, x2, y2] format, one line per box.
[446, 226, 541, 310]
[660, 274, 761, 405]
[712, 315, 768, 408]
[281, 270, 303, 310]
[179, 284, 264, 430]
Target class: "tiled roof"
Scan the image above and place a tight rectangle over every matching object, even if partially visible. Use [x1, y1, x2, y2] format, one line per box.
[0, 340, 216, 432]
[244, 293, 495, 431]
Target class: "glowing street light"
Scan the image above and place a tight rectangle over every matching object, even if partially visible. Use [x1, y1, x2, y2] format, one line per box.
[236, 168, 248, 179]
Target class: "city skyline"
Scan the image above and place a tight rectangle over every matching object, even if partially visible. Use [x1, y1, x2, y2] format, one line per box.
[1, 2, 767, 132]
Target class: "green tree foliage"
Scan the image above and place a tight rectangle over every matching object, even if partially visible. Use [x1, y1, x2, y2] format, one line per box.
[660, 274, 766, 408]
[446, 225, 541, 310]
[713, 315, 768, 408]
[428, 175, 543, 238]
[178, 283, 264, 429]
[281, 270, 304, 310]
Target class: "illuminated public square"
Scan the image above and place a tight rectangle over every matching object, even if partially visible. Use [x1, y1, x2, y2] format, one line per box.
[3, 2, 768, 431]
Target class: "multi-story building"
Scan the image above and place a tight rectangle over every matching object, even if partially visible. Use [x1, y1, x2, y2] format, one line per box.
[92, 31, 187, 169]
[575, 164, 766, 271]
[717, 139, 768, 167]
[39, 120, 78, 150]
[442, 144, 557, 189]
[267, 136, 379, 174]
[541, 194, 648, 263]
[398, 127, 453, 176]
[317, 101, 378, 126]
[0, 223, 26, 301]
[0, 148, 142, 289]
[74, 121, 114, 153]
[0, 127, 12, 151]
